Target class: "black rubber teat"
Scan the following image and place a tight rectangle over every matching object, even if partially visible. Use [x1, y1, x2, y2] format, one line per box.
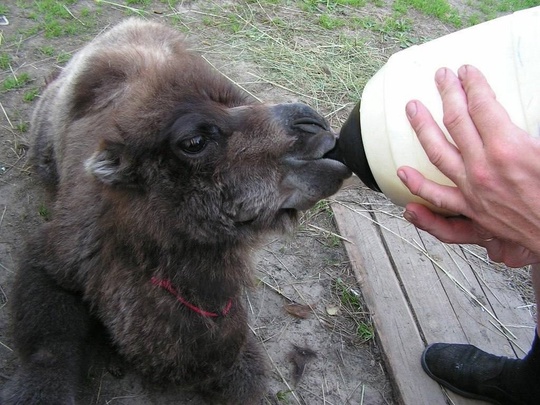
[324, 101, 381, 192]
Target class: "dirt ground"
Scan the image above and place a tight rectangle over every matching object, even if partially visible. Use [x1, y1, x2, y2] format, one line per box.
[0, 1, 508, 404]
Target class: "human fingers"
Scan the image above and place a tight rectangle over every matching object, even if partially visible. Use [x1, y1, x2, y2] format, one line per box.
[397, 166, 468, 215]
[405, 100, 464, 183]
[457, 65, 516, 142]
[403, 204, 540, 267]
[434, 67, 484, 159]
[403, 203, 481, 244]
[484, 240, 540, 268]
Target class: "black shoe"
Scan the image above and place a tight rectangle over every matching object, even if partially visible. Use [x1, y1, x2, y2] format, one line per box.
[421, 342, 539, 405]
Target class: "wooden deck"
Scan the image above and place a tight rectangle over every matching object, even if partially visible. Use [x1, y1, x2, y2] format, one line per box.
[331, 178, 536, 405]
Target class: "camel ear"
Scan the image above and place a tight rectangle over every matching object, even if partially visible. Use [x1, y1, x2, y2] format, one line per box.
[85, 140, 137, 186]
[70, 53, 127, 119]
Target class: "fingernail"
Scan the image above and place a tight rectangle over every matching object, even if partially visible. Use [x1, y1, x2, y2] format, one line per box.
[457, 65, 468, 80]
[397, 169, 407, 183]
[405, 101, 417, 119]
[435, 67, 447, 86]
[403, 210, 417, 223]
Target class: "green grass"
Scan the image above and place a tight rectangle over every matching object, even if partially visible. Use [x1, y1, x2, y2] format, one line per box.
[301, 0, 367, 10]
[38, 204, 51, 221]
[476, 0, 540, 13]
[335, 278, 375, 342]
[357, 321, 375, 341]
[296, 0, 420, 47]
[396, 0, 540, 27]
[0, 1, 70, 103]
[0, 53, 11, 70]
[36, 46, 72, 64]
[126, 0, 152, 5]
[0, 0, 96, 111]
[276, 390, 293, 403]
[23, 88, 40, 103]
[355, 14, 417, 47]
[56, 51, 72, 64]
[395, 0, 463, 27]
[467, 0, 540, 23]
[38, 45, 56, 57]
[13, 0, 94, 38]
[336, 278, 362, 309]
[15, 121, 29, 133]
[226, 14, 243, 34]
[2, 73, 32, 92]
[312, 199, 333, 216]
[318, 13, 345, 29]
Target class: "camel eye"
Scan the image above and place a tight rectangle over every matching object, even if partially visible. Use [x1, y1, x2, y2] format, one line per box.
[178, 135, 207, 154]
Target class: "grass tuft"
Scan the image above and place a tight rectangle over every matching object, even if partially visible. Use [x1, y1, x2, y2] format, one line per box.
[334, 278, 375, 342]
[2, 73, 32, 92]
[0, 53, 10, 70]
[395, 0, 463, 27]
[23, 88, 40, 103]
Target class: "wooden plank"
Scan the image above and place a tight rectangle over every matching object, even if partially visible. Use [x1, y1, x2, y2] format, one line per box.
[365, 193, 534, 354]
[331, 182, 535, 404]
[458, 246, 534, 355]
[332, 200, 450, 405]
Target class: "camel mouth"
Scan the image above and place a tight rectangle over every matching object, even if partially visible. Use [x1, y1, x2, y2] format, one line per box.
[291, 116, 330, 134]
[312, 157, 352, 179]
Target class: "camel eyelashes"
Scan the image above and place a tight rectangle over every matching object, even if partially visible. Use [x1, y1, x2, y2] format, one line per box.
[177, 135, 208, 154]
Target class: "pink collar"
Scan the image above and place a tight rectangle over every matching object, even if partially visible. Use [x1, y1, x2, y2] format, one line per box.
[151, 277, 233, 318]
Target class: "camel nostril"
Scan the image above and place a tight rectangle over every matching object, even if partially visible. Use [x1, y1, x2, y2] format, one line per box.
[291, 117, 329, 134]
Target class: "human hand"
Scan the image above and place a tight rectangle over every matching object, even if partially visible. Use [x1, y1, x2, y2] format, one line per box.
[397, 65, 540, 267]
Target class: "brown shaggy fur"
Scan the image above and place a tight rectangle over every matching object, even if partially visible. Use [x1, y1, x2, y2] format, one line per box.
[1, 19, 351, 404]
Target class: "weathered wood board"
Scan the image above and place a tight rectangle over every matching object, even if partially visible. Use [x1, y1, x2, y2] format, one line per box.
[332, 180, 536, 405]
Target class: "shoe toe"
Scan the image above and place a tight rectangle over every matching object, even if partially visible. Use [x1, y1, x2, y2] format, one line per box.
[421, 343, 510, 404]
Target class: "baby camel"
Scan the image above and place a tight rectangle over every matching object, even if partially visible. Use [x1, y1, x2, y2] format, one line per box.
[1, 19, 351, 404]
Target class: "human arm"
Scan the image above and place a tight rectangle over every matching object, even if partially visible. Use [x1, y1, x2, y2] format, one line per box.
[397, 65, 540, 267]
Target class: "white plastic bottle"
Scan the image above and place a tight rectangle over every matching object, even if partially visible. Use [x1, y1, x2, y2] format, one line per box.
[330, 6, 540, 212]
